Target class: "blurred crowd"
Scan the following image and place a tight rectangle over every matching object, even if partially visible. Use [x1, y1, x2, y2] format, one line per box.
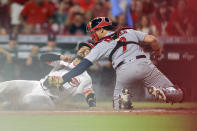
[0, 0, 196, 36]
[0, 32, 63, 80]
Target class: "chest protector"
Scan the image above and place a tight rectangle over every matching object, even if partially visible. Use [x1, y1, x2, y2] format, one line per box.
[95, 26, 141, 62]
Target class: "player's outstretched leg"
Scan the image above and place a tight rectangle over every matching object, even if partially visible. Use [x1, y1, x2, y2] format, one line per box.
[22, 94, 55, 110]
[143, 62, 184, 104]
[147, 85, 183, 104]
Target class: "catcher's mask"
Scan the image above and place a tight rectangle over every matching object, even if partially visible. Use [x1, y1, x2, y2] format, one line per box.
[87, 17, 112, 42]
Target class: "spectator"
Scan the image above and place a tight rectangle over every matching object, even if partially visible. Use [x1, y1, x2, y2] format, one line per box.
[137, 15, 157, 35]
[10, 0, 28, 33]
[39, 33, 63, 54]
[69, 13, 86, 35]
[130, 0, 144, 28]
[20, 0, 55, 34]
[165, 0, 177, 12]
[0, 33, 19, 80]
[24, 45, 41, 80]
[142, 0, 155, 16]
[65, 2, 84, 27]
[116, 13, 127, 29]
[25, 33, 62, 79]
[166, 0, 190, 36]
[0, 0, 10, 34]
[26, 45, 40, 66]
[73, 0, 94, 23]
[38, 33, 63, 75]
[91, 0, 110, 18]
[0, 33, 39, 80]
[151, 2, 170, 36]
[0, 33, 18, 58]
[186, 0, 197, 36]
[54, 0, 70, 25]
[52, 0, 71, 33]
[74, 0, 94, 11]
[46, 0, 56, 12]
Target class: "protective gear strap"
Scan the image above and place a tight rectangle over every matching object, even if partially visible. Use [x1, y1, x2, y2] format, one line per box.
[94, 26, 133, 44]
[91, 32, 99, 42]
[109, 41, 139, 62]
[92, 26, 140, 62]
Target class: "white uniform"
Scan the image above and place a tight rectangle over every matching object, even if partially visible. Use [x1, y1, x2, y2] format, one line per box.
[0, 60, 93, 110]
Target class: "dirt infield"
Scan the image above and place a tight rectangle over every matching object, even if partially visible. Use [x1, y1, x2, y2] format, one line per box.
[0, 107, 196, 116]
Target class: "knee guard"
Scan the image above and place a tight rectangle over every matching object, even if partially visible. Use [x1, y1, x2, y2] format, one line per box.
[163, 86, 184, 103]
[118, 88, 133, 110]
[147, 85, 184, 104]
[84, 89, 96, 107]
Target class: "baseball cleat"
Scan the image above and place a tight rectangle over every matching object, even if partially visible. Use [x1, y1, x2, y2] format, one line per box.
[147, 86, 166, 102]
[119, 88, 133, 110]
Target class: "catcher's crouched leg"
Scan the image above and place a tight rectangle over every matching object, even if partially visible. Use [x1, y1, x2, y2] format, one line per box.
[113, 88, 133, 110]
[84, 89, 96, 107]
[147, 85, 184, 104]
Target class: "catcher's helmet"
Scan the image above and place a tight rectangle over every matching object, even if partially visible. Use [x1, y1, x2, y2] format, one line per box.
[87, 17, 112, 41]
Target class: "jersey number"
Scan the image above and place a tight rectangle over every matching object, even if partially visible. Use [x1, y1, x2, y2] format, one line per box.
[119, 37, 127, 52]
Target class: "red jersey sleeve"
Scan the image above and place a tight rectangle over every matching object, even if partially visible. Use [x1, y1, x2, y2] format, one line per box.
[21, 2, 30, 17]
[46, 2, 55, 17]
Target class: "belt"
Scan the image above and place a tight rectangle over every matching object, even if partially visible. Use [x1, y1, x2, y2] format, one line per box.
[115, 55, 146, 70]
[136, 55, 146, 59]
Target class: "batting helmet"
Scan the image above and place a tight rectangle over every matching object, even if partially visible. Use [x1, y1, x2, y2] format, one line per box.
[87, 17, 113, 42]
[77, 40, 95, 50]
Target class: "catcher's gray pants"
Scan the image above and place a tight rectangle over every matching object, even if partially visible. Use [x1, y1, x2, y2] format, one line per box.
[113, 58, 174, 110]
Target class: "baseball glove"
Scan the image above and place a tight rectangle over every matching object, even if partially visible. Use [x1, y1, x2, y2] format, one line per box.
[44, 76, 64, 91]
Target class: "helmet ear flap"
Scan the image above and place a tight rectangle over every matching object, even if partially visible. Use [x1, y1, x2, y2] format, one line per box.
[91, 32, 99, 42]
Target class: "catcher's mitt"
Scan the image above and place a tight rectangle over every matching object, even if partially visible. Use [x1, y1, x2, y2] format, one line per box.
[44, 76, 64, 91]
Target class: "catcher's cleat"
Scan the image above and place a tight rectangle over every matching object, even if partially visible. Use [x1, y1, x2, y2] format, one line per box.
[147, 86, 183, 104]
[119, 88, 133, 110]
